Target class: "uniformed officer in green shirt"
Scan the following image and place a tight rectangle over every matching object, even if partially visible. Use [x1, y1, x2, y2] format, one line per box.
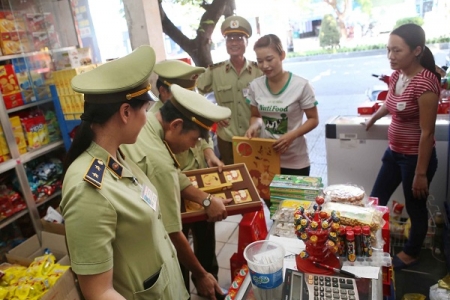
[149, 59, 224, 295]
[121, 84, 232, 300]
[197, 15, 263, 165]
[61, 46, 189, 300]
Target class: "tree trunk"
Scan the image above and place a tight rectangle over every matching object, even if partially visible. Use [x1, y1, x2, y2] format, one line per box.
[324, 0, 349, 39]
[158, 0, 235, 67]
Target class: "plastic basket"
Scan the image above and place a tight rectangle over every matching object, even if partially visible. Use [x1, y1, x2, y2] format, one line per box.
[390, 196, 439, 253]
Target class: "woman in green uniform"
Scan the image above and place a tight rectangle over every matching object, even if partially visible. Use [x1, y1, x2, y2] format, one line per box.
[60, 45, 189, 300]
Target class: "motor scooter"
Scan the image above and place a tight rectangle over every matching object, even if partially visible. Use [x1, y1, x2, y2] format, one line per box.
[365, 74, 389, 102]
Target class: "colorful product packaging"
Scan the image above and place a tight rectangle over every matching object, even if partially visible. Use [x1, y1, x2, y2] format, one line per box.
[0, 65, 24, 109]
[9, 116, 27, 154]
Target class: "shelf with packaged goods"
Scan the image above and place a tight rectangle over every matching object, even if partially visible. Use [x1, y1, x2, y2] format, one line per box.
[0, 141, 64, 174]
[0, 47, 77, 63]
[0, 190, 61, 230]
[0, 86, 65, 243]
[6, 98, 53, 114]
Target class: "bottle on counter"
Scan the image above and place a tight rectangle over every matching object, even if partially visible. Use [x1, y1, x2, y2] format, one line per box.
[346, 230, 356, 262]
[362, 225, 372, 257]
[353, 226, 362, 257]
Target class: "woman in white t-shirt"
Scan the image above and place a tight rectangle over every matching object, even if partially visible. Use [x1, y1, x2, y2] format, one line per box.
[245, 34, 319, 176]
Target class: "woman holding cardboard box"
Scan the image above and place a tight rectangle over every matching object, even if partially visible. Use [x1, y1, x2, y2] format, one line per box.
[245, 34, 319, 176]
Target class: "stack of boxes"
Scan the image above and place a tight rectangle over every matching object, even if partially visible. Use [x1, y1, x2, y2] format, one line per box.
[52, 65, 97, 120]
[269, 175, 323, 216]
[0, 65, 24, 109]
[0, 10, 32, 55]
[24, 12, 60, 51]
[0, 10, 59, 55]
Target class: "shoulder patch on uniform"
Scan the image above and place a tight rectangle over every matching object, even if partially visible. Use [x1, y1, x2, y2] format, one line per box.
[208, 61, 225, 70]
[83, 158, 105, 189]
[251, 61, 258, 67]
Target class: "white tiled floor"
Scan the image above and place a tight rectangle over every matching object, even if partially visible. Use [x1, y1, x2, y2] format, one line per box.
[189, 214, 242, 299]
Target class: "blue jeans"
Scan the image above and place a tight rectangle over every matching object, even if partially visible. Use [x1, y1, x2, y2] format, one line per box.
[370, 147, 437, 257]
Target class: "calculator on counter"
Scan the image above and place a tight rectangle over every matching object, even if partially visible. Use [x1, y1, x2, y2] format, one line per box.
[282, 268, 360, 300]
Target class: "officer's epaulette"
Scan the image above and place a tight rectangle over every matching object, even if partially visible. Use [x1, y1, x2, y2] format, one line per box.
[208, 61, 225, 70]
[83, 158, 106, 189]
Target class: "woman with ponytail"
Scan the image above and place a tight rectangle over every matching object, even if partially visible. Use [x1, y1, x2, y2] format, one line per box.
[365, 23, 441, 270]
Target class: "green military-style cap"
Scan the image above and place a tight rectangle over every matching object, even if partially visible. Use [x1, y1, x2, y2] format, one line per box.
[154, 60, 205, 90]
[221, 15, 252, 38]
[169, 84, 231, 130]
[71, 45, 156, 104]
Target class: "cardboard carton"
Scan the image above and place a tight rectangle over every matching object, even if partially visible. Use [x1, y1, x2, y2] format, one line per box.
[6, 231, 67, 266]
[41, 256, 81, 300]
[232, 136, 280, 200]
[41, 219, 66, 235]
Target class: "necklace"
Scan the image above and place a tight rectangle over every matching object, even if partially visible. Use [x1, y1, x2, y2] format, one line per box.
[401, 73, 411, 88]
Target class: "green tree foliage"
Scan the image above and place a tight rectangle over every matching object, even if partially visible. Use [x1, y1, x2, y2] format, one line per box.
[320, 0, 372, 38]
[394, 16, 424, 29]
[320, 14, 341, 49]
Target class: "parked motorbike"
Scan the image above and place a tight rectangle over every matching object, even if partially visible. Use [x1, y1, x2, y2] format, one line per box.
[366, 74, 389, 102]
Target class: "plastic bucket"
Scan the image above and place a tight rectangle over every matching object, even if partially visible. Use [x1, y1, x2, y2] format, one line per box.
[243, 240, 285, 300]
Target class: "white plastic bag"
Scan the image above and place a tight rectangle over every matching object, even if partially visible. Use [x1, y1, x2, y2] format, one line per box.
[429, 283, 450, 300]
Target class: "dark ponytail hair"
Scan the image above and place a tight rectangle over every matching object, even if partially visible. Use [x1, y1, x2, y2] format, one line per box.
[391, 23, 441, 82]
[63, 98, 147, 177]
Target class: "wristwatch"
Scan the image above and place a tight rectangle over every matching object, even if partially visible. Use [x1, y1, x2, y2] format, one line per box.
[202, 194, 212, 208]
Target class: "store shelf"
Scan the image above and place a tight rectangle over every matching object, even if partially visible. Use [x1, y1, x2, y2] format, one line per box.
[0, 159, 17, 175]
[0, 191, 61, 231]
[19, 141, 64, 165]
[36, 190, 61, 208]
[0, 209, 28, 230]
[0, 46, 76, 63]
[6, 98, 53, 114]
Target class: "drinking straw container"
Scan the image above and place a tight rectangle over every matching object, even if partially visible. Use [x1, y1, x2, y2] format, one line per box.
[244, 240, 285, 300]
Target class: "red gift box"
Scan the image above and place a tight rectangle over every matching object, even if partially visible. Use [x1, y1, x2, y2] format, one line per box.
[357, 101, 380, 115]
[237, 208, 268, 255]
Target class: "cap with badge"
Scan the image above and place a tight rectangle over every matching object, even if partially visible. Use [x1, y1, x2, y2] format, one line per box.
[169, 84, 231, 130]
[154, 60, 205, 90]
[221, 15, 252, 38]
[71, 45, 156, 104]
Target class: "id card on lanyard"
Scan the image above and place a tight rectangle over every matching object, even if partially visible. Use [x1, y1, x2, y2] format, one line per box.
[141, 185, 158, 211]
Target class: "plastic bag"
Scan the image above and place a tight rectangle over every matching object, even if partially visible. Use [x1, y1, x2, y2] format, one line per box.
[429, 283, 450, 300]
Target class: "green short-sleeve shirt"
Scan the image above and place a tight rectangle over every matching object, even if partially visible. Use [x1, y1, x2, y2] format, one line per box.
[121, 114, 191, 234]
[61, 142, 188, 300]
[197, 59, 263, 142]
[149, 99, 163, 114]
[176, 138, 213, 171]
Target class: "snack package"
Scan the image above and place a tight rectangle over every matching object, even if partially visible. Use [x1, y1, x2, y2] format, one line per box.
[321, 201, 385, 231]
[323, 184, 366, 206]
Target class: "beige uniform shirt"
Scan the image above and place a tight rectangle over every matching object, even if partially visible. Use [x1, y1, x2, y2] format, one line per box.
[149, 99, 163, 114]
[61, 142, 188, 300]
[197, 59, 263, 142]
[176, 138, 214, 171]
[121, 114, 191, 234]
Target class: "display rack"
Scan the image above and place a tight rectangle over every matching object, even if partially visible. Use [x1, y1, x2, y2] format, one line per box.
[0, 0, 79, 248]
